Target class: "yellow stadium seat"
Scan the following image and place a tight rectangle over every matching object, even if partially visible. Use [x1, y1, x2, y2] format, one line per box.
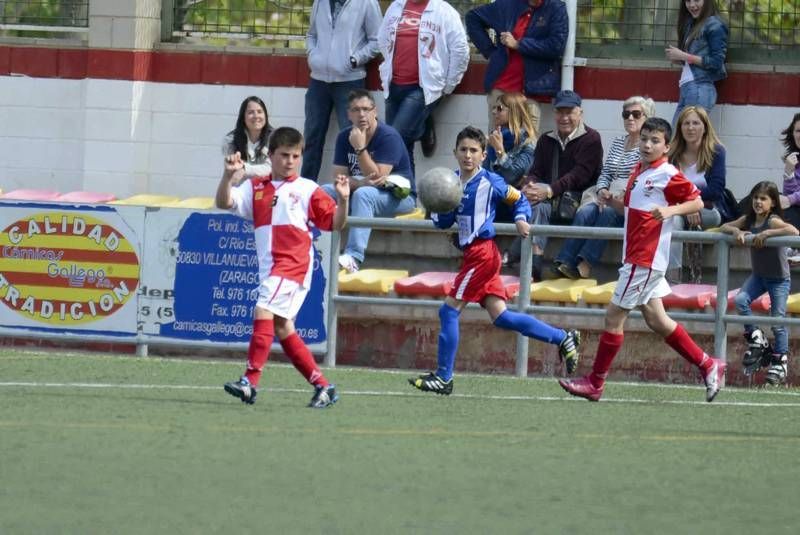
[162, 197, 216, 209]
[580, 281, 617, 305]
[396, 207, 425, 220]
[338, 269, 409, 294]
[110, 194, 181, 206]
[787, 293, 800, 314]
[531, 279, 597, 303]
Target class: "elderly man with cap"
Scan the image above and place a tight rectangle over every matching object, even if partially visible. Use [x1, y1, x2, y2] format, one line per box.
[512, 89, 603, 279]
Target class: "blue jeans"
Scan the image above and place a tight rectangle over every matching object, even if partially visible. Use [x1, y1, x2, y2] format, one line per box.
[555, 203, 624, 267]
[734, 275, 790, 354]
[301, 78, 364, 182]
[322, 184, 416, 262]
[385, 83, 436, 176]
[673, 80, 717, 125]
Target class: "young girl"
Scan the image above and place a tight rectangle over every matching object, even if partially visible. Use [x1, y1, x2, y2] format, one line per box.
[666, 0, 728, 124]
[720, 181, 798, 385]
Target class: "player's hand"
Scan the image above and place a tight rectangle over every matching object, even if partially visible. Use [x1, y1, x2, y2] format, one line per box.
[334, 174, 350, 200]
[224, 152, 245, 179]
[686, 211, 702, 228]
[785, 152, 799, 174]
[650, 205, 673, 221]
[349, 127, 367, 154]
[499, 32, 518, 50]
[515, 219, 530, 238]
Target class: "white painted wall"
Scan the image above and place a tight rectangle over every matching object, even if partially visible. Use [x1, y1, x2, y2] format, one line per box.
[0, 75, 794, 200]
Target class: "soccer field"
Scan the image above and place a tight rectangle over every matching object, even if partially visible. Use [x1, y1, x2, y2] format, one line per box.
[1, 351, 798, 534]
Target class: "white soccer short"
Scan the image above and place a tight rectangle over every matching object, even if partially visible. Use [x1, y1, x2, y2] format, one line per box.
[255, 276, 309, 319]
[610, 263, 672, 310]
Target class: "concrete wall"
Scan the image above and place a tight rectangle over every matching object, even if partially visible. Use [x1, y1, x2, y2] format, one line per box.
[0, 72, 796, 200]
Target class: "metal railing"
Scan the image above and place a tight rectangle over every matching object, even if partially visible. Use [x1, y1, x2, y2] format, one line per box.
[0, 0, 88, 33]
[325, 217, 800, 377]
[164, 0, 800, 59]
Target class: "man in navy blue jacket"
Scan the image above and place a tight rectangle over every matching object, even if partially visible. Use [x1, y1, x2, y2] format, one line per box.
[466, 0, 568, 134]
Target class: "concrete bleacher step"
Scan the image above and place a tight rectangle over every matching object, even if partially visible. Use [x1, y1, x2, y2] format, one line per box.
[0, 189, 61, 201]
[394, 272, 520, 300]
[531, 279, 597, 303]
[339, 269, 409, 294]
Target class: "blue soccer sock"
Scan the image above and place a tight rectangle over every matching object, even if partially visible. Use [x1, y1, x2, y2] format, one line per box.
[435, 303, 461, 381]
[493, 310, 565, 345]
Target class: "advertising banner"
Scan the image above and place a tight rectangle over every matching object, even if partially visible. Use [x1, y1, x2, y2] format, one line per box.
[139, 209, 330, 352]
[0, 203, 144, 335]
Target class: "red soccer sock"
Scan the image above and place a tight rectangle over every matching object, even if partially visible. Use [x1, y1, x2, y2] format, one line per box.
[280, 332, 329, 387]
[589, 331, 624, 388]
[665, 324, 713, 372]
[244, 319, 274, 387]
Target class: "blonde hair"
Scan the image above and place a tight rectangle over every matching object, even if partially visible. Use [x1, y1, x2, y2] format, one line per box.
[497, 92, 537, 147]
[669, 106, 722, 173]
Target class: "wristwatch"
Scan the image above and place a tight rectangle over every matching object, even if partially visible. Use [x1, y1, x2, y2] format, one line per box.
[349, 56, 358, 69]
[355, 146, 367, 155]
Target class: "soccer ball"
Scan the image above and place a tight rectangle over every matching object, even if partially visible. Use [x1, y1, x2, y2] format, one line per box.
[417, 167, 463, 213]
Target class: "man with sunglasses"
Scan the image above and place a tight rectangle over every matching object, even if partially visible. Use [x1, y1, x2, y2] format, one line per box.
[323, 89, 416, 273]
[466, 0, 568, 135]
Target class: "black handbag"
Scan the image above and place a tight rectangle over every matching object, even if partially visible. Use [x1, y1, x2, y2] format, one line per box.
[548, 142, 581, 224]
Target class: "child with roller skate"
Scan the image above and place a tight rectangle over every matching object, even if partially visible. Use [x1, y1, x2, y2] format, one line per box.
[720, 181, 798, 385]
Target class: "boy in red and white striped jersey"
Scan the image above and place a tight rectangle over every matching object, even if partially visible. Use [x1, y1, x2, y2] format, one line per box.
[559, 117, 726, 402]
[216, 127, 350, 408]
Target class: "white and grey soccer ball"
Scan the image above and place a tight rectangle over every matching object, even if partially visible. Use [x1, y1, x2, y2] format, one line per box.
[417, 167, 463, 213]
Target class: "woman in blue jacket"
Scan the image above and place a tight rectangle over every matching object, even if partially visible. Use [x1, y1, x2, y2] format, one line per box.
[666, 0, 728, 125]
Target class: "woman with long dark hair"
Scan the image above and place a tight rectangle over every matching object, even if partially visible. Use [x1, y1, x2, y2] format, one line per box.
[222, 96, 273, 178]
[779, 112, 800, 229]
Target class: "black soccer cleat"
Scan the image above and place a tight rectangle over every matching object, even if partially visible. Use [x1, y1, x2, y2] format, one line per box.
[559, 329, 581, 375]
[408, 372, 453, 395]
[309, 384, 339, 408]
[742, 329, 770, 376]
[224, 377, 257, 405]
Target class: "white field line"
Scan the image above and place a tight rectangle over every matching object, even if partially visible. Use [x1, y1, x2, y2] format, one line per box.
[1, 381, 799, 408]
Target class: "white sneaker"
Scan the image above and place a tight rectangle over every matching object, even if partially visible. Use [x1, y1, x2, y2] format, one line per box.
[702, 357, 726, 402]
[338, 253, 360, 274]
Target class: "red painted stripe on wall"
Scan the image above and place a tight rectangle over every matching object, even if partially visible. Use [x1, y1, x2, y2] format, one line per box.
[1, 45, 799, 106]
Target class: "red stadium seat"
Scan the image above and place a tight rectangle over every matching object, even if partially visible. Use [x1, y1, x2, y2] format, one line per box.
[0, 189, 61, 201]
[662, 284, 716, 310]
[709, 289, 771, 313]
[394, 272, 519, 300]
[57, 191, 117, 203]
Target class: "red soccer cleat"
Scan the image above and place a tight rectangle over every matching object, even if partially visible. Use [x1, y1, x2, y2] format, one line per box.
[559, 375, 604, 402]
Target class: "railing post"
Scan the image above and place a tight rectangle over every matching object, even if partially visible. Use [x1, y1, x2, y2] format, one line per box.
[514, 233, 533, 377]
[324, 230, 341, 368]
[714, 238, 730, 365]
[161, 0, 175, 42]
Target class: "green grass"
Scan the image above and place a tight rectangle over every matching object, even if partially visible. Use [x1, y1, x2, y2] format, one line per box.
[1, 350, 799, 534]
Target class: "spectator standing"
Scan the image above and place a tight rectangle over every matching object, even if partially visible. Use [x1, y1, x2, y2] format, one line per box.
[377, 0, 469, 173]
[559, 118, 726, 403]
[222, 96, 273, 178]
[667, 105, 729, 282]
[779, 112, 800, 230]
[301, 0, 382, 182]
[324, 89, 416, 273]
[515, 90, 603, 280]
[466, 0, 568, 134]
[408, 126, 581, 396]
[720, 181, 797, 386]
[666, 0, 728, 124]
[216, 127, 350, 408]
[552, 96, 655, 280]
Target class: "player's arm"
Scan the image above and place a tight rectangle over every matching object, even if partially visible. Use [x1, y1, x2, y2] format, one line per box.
[216, 152, 245, 209]
[651, 196, 703, 221]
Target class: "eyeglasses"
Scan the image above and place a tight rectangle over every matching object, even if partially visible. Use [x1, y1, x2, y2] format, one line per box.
[622, 110, 644, 120]
[349, 106, 375, 114]
[493, 104, 507, 112]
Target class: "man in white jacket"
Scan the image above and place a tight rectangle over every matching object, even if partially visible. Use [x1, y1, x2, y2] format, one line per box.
[378, 0, 469, 174]
[301, 0, 382, 182]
